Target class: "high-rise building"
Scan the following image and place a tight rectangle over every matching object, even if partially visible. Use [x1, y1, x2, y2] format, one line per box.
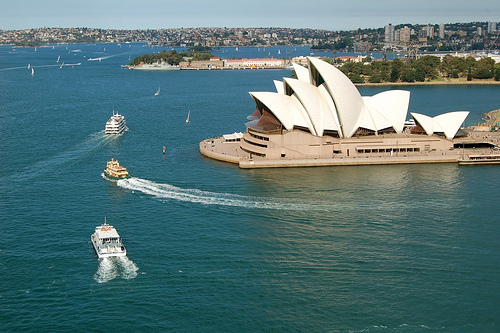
[384, 24, 394, 42]
[418, 29, 427, 43]
[477, 27, 482, 36]
[439, 24, 445, 39]
[394, 29, 401, 42]
[425, 25, 434, 38]
[400, 26, 411, 43]
[488, 22, 497, 34]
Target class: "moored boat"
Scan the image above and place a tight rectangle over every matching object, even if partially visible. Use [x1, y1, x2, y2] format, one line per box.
[458, 154, 500, 165]
[105, 110, 127, 134]
[91, 218, 126, 258]
[104, 158, 131, 180]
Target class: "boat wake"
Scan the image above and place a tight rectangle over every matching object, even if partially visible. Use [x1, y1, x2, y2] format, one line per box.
[116, 177, 465, 212]
[2, 131, 113, 184]
[117, 177, 329, 211]
[94, 256, 139, 284]
[88, 52, 128, 61]
[0, 63, 82, 71]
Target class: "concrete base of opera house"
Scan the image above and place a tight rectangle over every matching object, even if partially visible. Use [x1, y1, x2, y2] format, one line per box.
[199, 136, 473, 168]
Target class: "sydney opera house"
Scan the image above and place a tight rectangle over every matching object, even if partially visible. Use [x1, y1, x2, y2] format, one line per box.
[200, 57, 473, 168]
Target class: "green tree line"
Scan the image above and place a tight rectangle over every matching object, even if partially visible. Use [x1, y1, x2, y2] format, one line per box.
[129, 49, 215, 66]
[336, 55, 500, 83]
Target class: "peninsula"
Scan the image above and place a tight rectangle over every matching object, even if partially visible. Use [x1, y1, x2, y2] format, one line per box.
[200, 57, 500, 168]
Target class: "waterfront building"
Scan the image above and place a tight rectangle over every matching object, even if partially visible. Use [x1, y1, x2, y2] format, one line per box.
[244, 58, 284, 68]
[223, 59, 246, 68]
[223, 58, 285, 69]
[200, 57, 472, 168]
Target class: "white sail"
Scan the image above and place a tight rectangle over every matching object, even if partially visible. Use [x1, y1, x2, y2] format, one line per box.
[155, 87, 160, 96]
[186, 110, 190, 123]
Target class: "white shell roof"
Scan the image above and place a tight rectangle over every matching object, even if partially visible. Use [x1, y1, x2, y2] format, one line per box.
[273, 80, 284, 94]
[358, 102, 393, 132]
[248, 57, 469, 140]
[363, 90, 410, 133]
[308, 57, 364, 138]
[249, 92, 298, 131]
[250, 91, 315, 134]
[292, 63, 311, 83]
[284, 78, 339, 136]
[411, 111, 469, 139]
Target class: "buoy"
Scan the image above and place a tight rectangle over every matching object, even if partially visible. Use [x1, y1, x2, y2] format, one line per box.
[162, 146, 166, 154]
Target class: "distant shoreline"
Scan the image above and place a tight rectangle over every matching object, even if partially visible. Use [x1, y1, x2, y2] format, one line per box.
[356, 80, 500, 86]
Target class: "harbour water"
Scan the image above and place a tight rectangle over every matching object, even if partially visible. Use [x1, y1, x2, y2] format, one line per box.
[0, 43, 499, 331]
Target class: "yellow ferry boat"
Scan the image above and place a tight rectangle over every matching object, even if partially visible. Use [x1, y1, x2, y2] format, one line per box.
[104, 158, 131, 180]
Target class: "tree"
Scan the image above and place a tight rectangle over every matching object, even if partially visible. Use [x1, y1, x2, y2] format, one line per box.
[400, 69, 415, 83]
[473, 58, 495, 79]
[495, 63, 500, 81]
[414, 66, 426, 82]
[413, 55, 440, 80]
[368, 73, 382, 83]
[348, 73, 364, 83]
[389, 58, 404, 82]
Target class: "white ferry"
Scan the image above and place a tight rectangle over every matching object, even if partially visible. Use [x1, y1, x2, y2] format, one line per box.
[91, 219, 127, 258]
[459, 154, 500, 165]
[105, 110, 127, 134]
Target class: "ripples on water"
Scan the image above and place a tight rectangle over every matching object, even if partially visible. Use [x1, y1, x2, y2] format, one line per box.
[1, 43, 499, 332]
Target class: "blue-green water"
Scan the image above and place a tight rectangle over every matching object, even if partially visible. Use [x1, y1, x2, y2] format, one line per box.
[1, 43, 499, 332]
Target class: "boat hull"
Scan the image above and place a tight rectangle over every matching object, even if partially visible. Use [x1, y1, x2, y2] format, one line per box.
[458, 159, 500, 165]
[91, 235, 127, 258]
[103, 171, 131, 181]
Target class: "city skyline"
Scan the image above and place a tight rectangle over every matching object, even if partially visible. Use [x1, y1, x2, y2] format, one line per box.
[1, 0, 499, 31]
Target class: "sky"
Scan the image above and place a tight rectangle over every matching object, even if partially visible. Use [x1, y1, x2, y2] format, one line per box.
[1, 0, 499, 31]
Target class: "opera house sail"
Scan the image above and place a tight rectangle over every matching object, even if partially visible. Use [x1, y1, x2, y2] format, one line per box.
[200, 57, 472, 168]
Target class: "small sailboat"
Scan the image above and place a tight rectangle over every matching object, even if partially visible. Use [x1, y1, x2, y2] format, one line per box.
[154, 87, 160, 96]
[57, 55, 60, 63]
[28, 64, 30, 69]
[186, 110, 190, 123]
[60, 62, 64, 69]
[31, 67, 34, 76]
